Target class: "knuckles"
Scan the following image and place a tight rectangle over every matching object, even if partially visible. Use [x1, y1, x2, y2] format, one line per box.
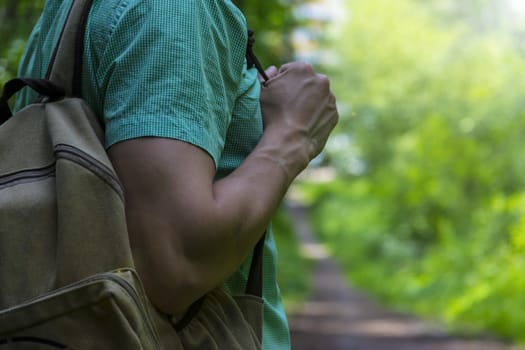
[331, 110, 339, 128]
[294, 61, 314, 74]
[316, 74, 330, 90]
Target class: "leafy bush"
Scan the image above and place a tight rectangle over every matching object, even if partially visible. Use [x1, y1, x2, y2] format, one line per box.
[304, 0, 525, 343]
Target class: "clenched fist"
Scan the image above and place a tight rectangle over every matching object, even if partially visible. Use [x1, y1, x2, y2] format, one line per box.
[259, 62, 339, 171]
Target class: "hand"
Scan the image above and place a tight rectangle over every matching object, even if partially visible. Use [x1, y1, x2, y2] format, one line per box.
[259, 62, 339, 165]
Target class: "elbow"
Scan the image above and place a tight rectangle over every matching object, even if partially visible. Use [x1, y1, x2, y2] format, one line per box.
[126, 210, 238, 316]
[126, 213, 211, 316]
[137, 254, 208, 318]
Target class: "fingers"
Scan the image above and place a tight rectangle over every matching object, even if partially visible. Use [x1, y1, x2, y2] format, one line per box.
[278, 61, 314, 74]
[259, 66, 279, 83]
[265, 66, 279, 79]
[259, 62, 316, 85]
[258, 60, 339, 166]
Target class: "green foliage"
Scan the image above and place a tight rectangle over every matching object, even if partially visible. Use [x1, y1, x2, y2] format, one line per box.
[0, 0, 44, 82]
[311, 0, 525, 344]
[234, 0, 309, 65]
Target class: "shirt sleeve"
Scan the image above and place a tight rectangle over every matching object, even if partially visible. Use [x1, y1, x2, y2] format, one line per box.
[92, 0, 248, 167]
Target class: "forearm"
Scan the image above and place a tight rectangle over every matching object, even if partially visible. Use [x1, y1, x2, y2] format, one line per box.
[167, 129, 309, 296]
[216, 123, 308, 227]
[111, 131, 308, 316]
[110, 61, 338, 317]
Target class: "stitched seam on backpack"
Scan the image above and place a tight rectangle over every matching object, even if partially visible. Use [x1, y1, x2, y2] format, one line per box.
[54, 144, 124, 201]
[0, 164, 56, 190]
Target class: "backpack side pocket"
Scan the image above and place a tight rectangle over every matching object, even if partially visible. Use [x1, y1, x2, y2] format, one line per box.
[0, 270, 162, 350]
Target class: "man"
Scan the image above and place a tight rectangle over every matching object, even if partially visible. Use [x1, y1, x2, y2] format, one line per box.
[15, 1, 338, 348]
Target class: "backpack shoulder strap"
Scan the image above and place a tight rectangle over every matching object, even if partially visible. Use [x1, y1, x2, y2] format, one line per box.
[245, 233, 265, 297]
[45, 0, 94, 97]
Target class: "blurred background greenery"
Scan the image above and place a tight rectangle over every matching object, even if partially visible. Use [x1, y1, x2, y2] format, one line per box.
[3, 0, 525, 345]
[301, 0, 525, 343]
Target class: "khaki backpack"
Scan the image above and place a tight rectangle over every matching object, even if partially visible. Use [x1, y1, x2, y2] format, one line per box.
[0, 0, 263, 349]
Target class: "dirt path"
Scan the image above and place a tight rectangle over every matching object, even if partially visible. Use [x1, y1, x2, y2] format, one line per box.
[285, 203, 520, 350]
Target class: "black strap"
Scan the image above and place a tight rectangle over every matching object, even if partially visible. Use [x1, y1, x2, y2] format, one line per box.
[0, 0, 93, 125]
[245, 31, 268, 296]
[245, 233, 265, 297]
[246, 30, 269, 83]
[0, 78, 65, 124]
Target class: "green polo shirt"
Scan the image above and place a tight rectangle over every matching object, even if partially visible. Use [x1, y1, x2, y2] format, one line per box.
[15, 1, 290, 348]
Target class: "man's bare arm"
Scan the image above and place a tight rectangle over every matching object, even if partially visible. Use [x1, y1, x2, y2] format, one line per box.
[108, 62, 338, 317]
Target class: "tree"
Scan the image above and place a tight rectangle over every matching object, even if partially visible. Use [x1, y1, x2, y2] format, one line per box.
[0, 0, 44, 82]
[310, 0, 525, 340]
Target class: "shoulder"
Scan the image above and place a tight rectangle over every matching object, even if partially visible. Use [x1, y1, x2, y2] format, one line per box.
[88, 0, 248, 65]
[84, 0, 250, 161]
[88, 0, 247, 36]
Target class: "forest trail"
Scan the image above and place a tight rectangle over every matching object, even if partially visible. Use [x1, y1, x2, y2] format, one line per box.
[285, 202, 520, 350]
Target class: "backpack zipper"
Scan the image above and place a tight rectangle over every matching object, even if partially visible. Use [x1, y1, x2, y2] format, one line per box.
[0, 145, 123, 201]
[54, 144, 124, 201]
[0, 164, 55, 190]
